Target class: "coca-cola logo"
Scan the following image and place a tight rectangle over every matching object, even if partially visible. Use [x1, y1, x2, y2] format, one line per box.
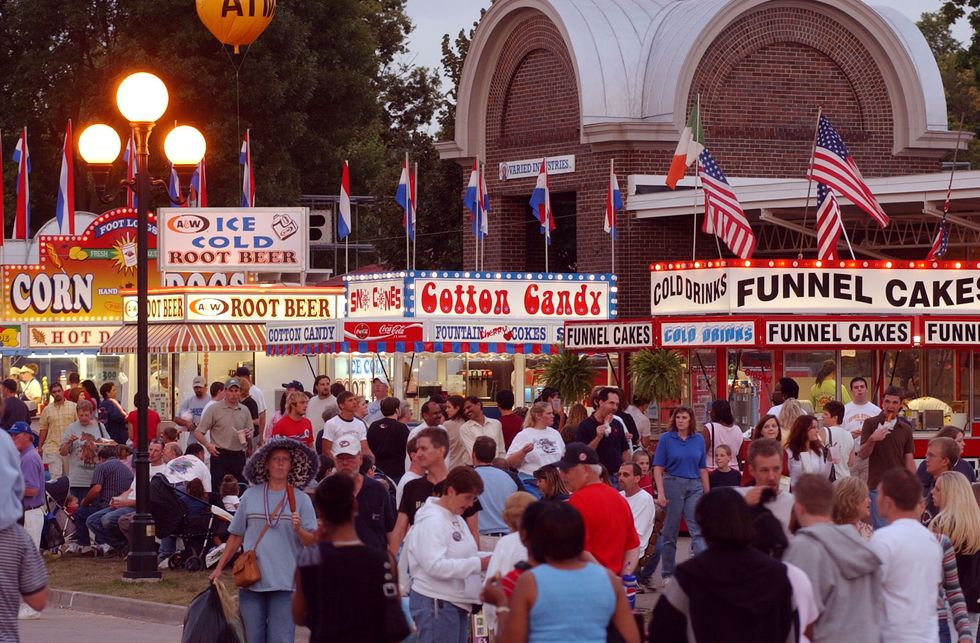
[354, 323, 370, 339]
[378, 324, 407, 336]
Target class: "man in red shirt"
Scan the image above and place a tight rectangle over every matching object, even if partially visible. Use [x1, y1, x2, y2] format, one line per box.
[496, 390, 522, 450]
[126, 390, 160, 447]
[559, 443, 640, 575]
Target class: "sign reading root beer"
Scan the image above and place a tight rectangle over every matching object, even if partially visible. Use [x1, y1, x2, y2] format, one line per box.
[124, 286, 343, 323]
[159, 207, 308, 272]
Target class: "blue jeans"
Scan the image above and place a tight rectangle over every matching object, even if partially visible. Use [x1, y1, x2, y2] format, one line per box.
[239, 589, 295, 643]
[73, 502, 104, 546]
[409, 590, 469, 643]
[660, 475, 705, 578]
[637, 534, 663, 584]
[869, 488, 889, 530]
[87, 506, 134, 550]
[158, 536, 177, 561]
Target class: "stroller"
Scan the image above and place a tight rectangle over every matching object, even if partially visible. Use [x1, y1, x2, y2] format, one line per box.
[148, 473, 227, 572]
[42, 476, 77, 551]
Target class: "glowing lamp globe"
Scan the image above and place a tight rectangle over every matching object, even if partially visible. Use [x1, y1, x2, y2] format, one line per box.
[77, 124, 122, 165]
[164, 126, 207, 166]
[116, 72, 169, 123]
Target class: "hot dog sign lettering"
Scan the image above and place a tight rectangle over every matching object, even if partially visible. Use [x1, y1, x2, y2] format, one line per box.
[158, 207, 308, 272]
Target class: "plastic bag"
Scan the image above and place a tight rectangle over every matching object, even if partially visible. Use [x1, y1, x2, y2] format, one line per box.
[181, 581, 245, 643]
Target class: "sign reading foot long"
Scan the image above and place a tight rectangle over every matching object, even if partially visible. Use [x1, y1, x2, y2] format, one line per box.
[158, 207, 308, 272]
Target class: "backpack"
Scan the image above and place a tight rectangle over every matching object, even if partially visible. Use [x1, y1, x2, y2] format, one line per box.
[957, 551, 980, 613]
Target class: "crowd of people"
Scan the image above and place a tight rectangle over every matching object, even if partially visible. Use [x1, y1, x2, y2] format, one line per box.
[1, 366, 980, 642]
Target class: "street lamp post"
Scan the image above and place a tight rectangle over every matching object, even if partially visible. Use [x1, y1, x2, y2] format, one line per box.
[78, 72, 205, 580]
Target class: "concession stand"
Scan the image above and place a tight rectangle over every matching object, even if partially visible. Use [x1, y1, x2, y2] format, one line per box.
[567, 259, 980, 461]
[265, 270, 618, 411]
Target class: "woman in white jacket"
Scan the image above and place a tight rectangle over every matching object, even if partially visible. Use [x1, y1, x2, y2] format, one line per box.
[406, 466, 490, 643]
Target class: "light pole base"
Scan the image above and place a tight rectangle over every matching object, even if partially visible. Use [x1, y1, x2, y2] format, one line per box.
[124, 511, 162, 581]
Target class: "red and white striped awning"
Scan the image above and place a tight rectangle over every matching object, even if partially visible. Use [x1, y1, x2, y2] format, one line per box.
[100, 324, 266, 354]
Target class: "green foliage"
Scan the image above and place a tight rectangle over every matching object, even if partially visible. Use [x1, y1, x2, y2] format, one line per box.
[629, 349, 684, 404]
[539, 350, 597, 404]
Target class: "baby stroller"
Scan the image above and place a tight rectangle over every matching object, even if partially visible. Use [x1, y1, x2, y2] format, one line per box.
[148, 473, 226, 572]
[42, 476, 77, 552]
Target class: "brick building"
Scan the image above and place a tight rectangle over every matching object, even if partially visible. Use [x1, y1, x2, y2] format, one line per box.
[438, 0, 972, 318]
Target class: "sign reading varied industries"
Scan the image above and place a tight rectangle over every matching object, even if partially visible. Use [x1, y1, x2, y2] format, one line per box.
[345, 272, 616, 321]
[498, 155, 575, 181]
[124, 287, 344, 323]
[158, 207, 308, 272]
[651, 261, 980, 315]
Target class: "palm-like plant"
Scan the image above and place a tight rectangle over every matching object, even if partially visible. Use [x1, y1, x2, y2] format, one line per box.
[539, 349, 597, 404]
[630, 349, 684, 409]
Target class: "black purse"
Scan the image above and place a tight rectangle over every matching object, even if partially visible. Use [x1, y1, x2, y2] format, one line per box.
[382, 552, 410, 642]
[40, 512, 65, 550]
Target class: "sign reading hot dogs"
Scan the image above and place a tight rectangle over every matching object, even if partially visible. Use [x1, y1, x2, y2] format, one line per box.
[652, 265, 980, 315]
[158, 207, 308, 272]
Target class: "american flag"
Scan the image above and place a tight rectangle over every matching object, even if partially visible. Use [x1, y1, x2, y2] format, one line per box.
[699, 148, 755, 259]
[926, 220, 949, 260]
[815, 183, 843, 260]
[808, 115, 888, 227]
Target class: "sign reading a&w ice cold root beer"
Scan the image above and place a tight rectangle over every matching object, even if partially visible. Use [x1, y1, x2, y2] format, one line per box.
[158, 208, 308, 272]
[651, 261, 980, 315]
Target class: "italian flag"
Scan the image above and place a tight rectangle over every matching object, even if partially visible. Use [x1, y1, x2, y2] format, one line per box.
[666, 103, 704, 189]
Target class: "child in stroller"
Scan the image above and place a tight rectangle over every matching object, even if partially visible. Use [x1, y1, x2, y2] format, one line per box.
[148, 473, 230, 572]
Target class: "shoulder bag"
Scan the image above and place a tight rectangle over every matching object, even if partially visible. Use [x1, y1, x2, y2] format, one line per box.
[233, 492, 287, 588]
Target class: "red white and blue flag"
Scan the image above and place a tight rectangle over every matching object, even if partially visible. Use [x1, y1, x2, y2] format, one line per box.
[240, 129, 255, 207]
[395, 154, 415, 241]
[529, 158, 555, 241]
[815, 183, 842, 261]
[56, 120, 76, 235]
[338, 160, 352, 240]
[699, 148, 755, 259]
[808, 115, 888, 228]
[12, 127, 30, 240]
[122, 132, 138, 210]
[464, 159, 490, 238]
[605, 160, 623, 238]
[926, 221, 949, 260]
[191, 157, 207, 208]
[168, 163, 182, 206]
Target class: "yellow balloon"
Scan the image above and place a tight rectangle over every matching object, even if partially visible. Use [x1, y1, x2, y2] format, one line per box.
[196, 0, 276, 53]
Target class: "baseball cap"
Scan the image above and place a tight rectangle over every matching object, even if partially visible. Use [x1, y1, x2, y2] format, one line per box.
[556, 443, 600, 470]
[225, 377, 241, 390]
[332, 436, 361, 457]
[192, 376, 207, 388]
[8, 421, 38, 447]
[281, 380, 304, 392]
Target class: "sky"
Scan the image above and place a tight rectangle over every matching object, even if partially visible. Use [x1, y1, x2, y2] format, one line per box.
[403, 0, 972, 88]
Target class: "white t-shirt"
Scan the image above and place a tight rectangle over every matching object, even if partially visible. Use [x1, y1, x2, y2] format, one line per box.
[307, 395, 338, 425]
[249, 384, 267, 414]
[785, 562, 819, 643]
[704, 422, 744, 470]
[164, 455, 213, 492]
[786, 449, 832, 489]
[625, 405, 651, 440]
[823, 424, 855, 479]
[323, 415, 367, 453]
[620, 489, 656, 550]
[843, 401, 881, 437]
[125, 463, 166, 500]
[870, 518, 943, 643]
[505, 427, 565, 476]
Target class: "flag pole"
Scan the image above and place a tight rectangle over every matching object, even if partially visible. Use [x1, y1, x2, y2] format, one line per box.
[692, 94, 701, 261]
[838, 213, 856, 259]
[404, 152, 410, 272]
[610, 158, 616, 275]
[799, 107, 823, 259]
[412, 161, 418, 271]
[480, 161, 486, 272]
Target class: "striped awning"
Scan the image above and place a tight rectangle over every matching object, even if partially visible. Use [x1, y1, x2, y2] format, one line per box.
[101, 324, 266, 354]
[266, 340, 557, 356]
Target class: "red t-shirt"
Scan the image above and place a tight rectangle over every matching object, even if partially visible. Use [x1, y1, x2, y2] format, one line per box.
[568, 482, 640, 573]
[126, 409, 160, 447]
[271, 415, 314, 447]
[500, 414, 523, 450]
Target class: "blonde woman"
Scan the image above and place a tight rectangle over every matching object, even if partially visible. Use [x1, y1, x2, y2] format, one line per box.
[929, 471, 980, 640]
[506, 402, 565, 499]
[777, 399, 804, 445]
[832, 477, 873, 540]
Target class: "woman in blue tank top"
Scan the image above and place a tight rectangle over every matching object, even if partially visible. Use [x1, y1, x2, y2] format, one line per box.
[482, 502, 639, 642]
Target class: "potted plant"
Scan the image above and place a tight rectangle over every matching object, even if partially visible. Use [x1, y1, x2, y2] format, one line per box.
[629, 349, 685, 431]
[539, 349, 597, 404]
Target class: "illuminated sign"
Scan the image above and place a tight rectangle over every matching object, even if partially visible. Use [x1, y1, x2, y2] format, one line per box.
[125, 289, 342, 323]
[924, 319, 980, 345]
[563, 321, 653, 350]
[661, 321, 755, 347]
[266, 322, 340, 346]
[27, 325, 119, 349]
[344, 322, 423, 343]
[158, 207, 308, 272]
[3, 208, 158, 322]
[0, 325, 21, 349]
[429, 322, 559, 344]
[347, 279, 405, 317]
[651, 263, 980, 315]
[764, 320, 912, 346]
